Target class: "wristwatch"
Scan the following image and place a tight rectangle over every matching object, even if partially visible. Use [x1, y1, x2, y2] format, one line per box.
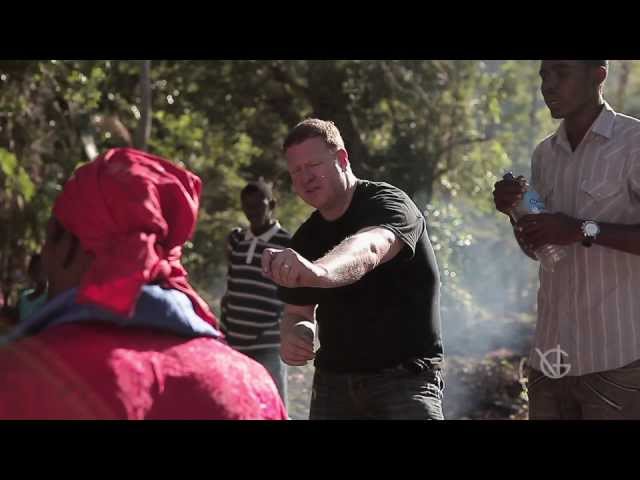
[581, 220, 600, 247]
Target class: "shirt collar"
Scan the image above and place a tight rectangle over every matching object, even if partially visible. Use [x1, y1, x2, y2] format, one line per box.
[244, 220, 281, 243]
[551, 101, 616, 153]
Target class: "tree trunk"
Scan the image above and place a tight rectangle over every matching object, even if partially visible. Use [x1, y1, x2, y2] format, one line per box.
[305, 62, 371, 174]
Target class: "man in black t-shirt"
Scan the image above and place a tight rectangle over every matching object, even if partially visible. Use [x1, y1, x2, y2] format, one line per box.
[262, 118, 444, 419]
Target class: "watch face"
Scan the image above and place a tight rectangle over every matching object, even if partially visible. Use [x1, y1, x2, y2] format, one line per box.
[585, 222, 599, 236]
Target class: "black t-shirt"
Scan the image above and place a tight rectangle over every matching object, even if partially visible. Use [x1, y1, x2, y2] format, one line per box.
[278, 180, 443, 373]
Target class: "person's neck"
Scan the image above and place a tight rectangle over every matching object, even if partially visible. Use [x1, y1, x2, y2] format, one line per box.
[319, 175, 358, 221]
[250, 219, 276, 237]
[28, 283, 47, 299]
[564, 98, 605, 151]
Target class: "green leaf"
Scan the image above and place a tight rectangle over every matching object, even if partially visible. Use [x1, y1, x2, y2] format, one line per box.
[16, 167, 35, 202]
[0, 148, 17, 176]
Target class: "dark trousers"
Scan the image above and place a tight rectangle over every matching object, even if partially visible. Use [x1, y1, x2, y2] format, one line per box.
[309, 360, 444, 420]
[528, 359, 640, 419]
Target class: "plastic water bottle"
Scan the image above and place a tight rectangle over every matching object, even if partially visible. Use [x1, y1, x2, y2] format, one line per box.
[503, 172, 566, 271]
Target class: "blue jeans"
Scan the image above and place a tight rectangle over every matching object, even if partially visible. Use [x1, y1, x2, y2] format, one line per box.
[309, 360, 444, 420]
[245, 348, 288, 408]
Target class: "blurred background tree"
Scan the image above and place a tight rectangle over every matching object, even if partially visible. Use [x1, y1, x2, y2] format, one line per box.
[1, 60, 634, 418]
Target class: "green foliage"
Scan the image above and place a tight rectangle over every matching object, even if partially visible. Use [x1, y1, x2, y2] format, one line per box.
[6, 59, 632, 418]
[0, 59, 593, 322]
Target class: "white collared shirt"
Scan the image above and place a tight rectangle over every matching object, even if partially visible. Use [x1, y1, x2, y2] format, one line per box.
[529, 102, 640, 375]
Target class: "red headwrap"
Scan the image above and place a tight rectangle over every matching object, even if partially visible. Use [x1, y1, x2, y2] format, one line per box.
[52, 148, 218, 328]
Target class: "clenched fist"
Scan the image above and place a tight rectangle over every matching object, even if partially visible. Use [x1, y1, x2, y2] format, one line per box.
[261, 248, 328, 288]
[281, 321, 316, 366]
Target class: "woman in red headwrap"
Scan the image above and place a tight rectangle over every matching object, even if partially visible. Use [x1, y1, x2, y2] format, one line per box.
[0, 148, 287, 419]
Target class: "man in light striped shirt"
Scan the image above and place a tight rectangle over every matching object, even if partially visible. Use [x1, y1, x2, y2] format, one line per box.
[221, 180, 291, 405]
[494, 60, 640, 419]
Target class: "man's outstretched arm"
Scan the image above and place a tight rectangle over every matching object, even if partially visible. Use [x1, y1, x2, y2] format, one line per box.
[261, 226, 404, 289]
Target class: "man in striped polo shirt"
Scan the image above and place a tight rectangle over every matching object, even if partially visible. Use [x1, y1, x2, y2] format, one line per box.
[494, 60, 640, 419]
[221, 180, 291, 405]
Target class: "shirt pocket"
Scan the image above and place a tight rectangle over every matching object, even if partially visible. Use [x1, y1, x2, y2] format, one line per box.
[533, 182, 554, 211]
[578, 179, 626, 220]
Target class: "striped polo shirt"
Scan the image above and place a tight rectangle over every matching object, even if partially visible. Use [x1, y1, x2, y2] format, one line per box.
[222, 221, 291, 352]
[529, 101, 640, 375]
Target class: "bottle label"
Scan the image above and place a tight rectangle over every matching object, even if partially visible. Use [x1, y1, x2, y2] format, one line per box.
[522, 191, 546, 214]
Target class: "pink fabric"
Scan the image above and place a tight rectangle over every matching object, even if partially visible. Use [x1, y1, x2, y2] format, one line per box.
[52, 148, 217, 328]
[0, 323, 287, 419]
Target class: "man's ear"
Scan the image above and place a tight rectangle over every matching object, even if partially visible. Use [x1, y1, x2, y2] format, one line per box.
[594, 65, 607, 87]
[337, 149, 349, 172]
